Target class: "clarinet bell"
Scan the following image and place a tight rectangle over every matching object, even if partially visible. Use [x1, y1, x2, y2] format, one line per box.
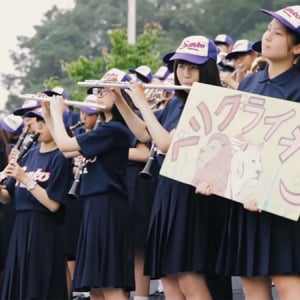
[68, 179, 80, 200]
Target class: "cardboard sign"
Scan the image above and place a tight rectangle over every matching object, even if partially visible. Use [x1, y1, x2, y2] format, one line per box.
[160, 82, 300, 221]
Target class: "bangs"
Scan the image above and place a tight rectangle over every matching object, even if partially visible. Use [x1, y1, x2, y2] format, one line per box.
[175, 60, 200, 67]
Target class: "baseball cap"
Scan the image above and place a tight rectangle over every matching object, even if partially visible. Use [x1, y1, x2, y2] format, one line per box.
[214, 34, 234, 46]
[25, 108, 69, 128]
[25, 109, 44, 121]
[87, 68, 132, 94]
[78, 94, 99, 114]
[42, 86, 69, 99]
[252, 40, 262, 53]
[13, 99, 41, 116]
[166, 35, 218, 70]
[128, 65, 153, 83]
[217, 51, 235, 72]
[260, 6, 300, 34]
[0, 114, 24, 135]
[226, 39, 254, 60]
[153, 66, 171, 80]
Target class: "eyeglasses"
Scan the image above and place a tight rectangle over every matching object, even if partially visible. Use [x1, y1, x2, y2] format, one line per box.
[92, 87, 109, 98]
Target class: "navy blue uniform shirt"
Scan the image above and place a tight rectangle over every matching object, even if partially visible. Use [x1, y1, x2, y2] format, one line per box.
[76, 120, 131, 196]
[6, 148, 72, 212]
[156, 96, 185, 166]
[238, 65, 300, 102]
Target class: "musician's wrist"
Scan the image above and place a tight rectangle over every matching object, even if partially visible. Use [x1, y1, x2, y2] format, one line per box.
[23, 176, 37, 191]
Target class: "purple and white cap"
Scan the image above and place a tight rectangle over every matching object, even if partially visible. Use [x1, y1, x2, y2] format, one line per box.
[43, 86, 69, 99]
[78, 94, 99, 114]
[154, 66, 170, 80]
[0, 114, 24, 135]
[128, 65, 153, 83]
[260, 5, 300, 34]
[168, 35, 218, 65]
[214, 34, 234, 46]
[225, 39, 254, 60]
[87, 68, 132, 94]
[13, 99, 41, 116]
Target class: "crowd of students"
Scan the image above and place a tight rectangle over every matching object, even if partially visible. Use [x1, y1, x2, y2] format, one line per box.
[0, 4, 300, 300]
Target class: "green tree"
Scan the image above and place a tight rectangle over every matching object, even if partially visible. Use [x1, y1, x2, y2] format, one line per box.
[2, 0, 299, 111]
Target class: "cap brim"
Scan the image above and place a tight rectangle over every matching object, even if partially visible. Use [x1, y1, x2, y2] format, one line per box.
[13, 105, 41, 116]
[128, 70, 152, 83]
[25, 111, 44, 120]
[260, 9, 295, 32]
[128, 68, 136, 74]
[170, 52, 209, 65]
[226, 50, 253, 60]
[79, 107, 98, 114]
[43, 90, 59, 97]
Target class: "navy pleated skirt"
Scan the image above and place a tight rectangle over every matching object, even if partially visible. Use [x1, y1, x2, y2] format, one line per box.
[144, 175, 231, 279]
[61, 196, 84, 260]
[216, 201, 300, 276]
[72, 192, 135, 292]
[0, 210, 68, 300]
[127, 163, 157, 253]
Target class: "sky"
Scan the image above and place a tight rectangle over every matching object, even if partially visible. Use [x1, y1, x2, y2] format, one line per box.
[0, 0, 75, 110]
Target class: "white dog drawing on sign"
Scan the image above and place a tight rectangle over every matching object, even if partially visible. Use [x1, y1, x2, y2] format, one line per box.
[225, 136, 263, 201]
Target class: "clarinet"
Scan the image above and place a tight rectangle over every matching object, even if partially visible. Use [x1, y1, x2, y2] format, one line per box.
[0, 133, 39, 184]
[69, 121, 84, 132]
[14, 126, 29, 150]
[17, 133, 39, 162]
[68, 158, 86, 200]
[68, 117, 100, 199]
[139, 142, 157, 179]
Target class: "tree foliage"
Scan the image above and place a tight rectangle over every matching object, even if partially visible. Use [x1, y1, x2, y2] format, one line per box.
[1, 0, 298, 110]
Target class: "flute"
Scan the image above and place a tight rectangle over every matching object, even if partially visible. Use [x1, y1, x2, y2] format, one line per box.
[18, 94, 107, 110]
[77, 81, 192, 90]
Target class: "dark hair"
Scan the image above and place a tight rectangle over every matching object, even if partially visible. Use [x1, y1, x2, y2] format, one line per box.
[0, 128, 9, 169]
[99, 89, 136, 123]
[287, 28, 300, 71]
[173, 59, 221, 100]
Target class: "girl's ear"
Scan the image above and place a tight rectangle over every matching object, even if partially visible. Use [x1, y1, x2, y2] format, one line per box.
[293, 44, 300, 55]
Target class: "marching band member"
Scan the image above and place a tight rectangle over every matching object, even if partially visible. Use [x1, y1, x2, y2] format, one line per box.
[200, 5, 300, 300]
[64, 94, 100, 299]
[221, 39, 259, 89]
[111, 35, 233, 300]
[43, 68, 136, 300]
[0, 109, 73, 300]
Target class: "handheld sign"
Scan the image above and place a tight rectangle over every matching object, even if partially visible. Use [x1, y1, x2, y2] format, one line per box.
[160, 82, 300, 221]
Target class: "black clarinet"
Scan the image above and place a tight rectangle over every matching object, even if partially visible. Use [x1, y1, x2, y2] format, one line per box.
[68, 117, 101, 199]
[0, 133, 39, 184]
[68, 158, 86, 200]
[14, 126, 29, 150]
[16, 133, 39, 163]
[139, 143, 157, 179]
